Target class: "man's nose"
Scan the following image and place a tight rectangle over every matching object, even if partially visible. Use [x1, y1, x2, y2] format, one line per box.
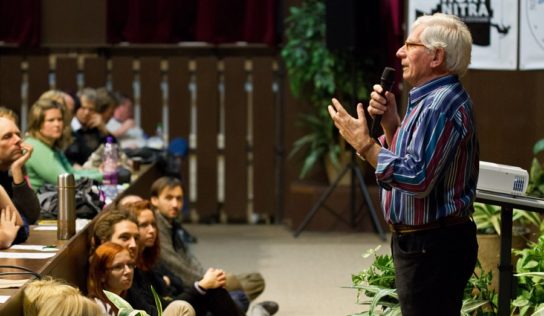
[128, 238, 137, 249]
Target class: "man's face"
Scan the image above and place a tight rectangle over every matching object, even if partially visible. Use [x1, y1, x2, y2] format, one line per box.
[396, 25, 435, 87]
[75, 95, 96, 126]
[0, 117, 23, 169]
[110, 220, 140, 258]
[151, 186, 184, 220]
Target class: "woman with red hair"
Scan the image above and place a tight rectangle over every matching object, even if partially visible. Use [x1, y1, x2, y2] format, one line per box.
[88, 242, 136, 315]
[88, 241, 195, 316]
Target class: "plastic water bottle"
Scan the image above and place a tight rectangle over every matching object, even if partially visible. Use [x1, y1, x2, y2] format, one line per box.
[102, 136, 119, 204]
[102, 136, 119, 186]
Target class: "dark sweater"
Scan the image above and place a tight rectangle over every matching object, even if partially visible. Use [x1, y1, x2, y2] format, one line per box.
[126, 265, 242, 316]
[65, 127, 107, 165]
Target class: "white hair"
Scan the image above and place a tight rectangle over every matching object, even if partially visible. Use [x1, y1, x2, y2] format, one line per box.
[412, 13, 472, 76]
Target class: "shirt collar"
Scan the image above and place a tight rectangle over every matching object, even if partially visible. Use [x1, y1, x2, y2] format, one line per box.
[409, 74, 459, 105]
[71, 117, 83, 131]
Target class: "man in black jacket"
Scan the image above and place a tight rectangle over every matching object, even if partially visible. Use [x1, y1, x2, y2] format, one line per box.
[0, 108, 41, 224]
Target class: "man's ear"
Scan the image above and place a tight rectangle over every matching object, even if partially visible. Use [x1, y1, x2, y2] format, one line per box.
[150, 196, 159, 207]
[430, 48, 446, 69]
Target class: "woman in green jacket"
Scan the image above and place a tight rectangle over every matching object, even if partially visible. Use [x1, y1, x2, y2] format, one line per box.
[24, 98, 102, 191]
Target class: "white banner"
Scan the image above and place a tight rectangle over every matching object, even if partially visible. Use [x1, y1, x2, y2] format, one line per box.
[520, 0, 544, 70]
[408, 0, 518, 70]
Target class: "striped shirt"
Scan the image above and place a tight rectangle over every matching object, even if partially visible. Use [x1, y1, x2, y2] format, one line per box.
[375, 75, 479, 225]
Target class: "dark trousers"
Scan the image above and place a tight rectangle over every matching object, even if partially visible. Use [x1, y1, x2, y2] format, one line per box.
[185, 288, 244, 316]
[391, 221, 478, 316]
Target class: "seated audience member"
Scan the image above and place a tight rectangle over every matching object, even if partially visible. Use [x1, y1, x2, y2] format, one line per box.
[23, 277, 101, 316]
[82, 88, 134, 172]
[39, 89, 76, 150]
[65, 87, 111, 166]
[0, 107, 40, 223]
[24, 99, 102, 191]
[150, 177, 267, 303]
[106, 92, 145, 149]
[95, 87, 118, 125]
[89, 241, 196, 316]
[90, 208, 200, 316]
[117, 194, 144, 206]
[125, 200, 276, 316]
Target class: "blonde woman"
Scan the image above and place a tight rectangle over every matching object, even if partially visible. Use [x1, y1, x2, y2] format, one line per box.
[24, 98, 102, 191]
[23, 278, 101, 316]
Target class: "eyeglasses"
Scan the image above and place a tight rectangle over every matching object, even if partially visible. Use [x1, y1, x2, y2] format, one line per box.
[108, 262, 135, 272]
[404, 41, 427, 51]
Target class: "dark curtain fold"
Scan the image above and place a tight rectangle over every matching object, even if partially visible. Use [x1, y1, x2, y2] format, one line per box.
[107, 0, 277, 46]
[243, 0, 276, 46]
[379, 0, 405, 94]
[0, 0, 40, 47]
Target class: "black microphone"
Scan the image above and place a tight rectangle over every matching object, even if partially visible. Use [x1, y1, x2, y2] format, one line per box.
[371, 67, 396, 138]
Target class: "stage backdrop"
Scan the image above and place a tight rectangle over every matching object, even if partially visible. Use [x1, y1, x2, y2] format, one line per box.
[520, 0, 544, 70]
[408, 0, 518, 70]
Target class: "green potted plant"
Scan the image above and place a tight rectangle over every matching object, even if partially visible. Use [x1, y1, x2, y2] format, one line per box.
[473, 202, 542, 291]
[527, 139, 544, 197]
[281, 0, 372, 179]
[348, 246, 494, 316]
[512, 235, 544, 315]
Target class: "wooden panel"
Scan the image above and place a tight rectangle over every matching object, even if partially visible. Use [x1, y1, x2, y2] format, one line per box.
[83, 56, 107, 88]
[41, 0, 106, 45]
[167, 58, 191, 139]
[167, 57, 191, 195]
[0, 56, 23, 116]
[463, 70, 540, 170]
[27, 56, 50, 106]
[139, 57, 162, 135]
[55, 57, 78, 93]
[195, 57, 218, 219]
[252, 58, 276, 218]
[110, 56, 133, 99]
[223, 57, 248, 220]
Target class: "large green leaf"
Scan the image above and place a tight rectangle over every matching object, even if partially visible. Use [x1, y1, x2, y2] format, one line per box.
[104, 290, 149, 316]
[533, 139, 544, 155]
[150, 286, 163, 316]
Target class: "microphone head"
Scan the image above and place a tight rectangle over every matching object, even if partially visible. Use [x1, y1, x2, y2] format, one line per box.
[380, 67, 396, 90]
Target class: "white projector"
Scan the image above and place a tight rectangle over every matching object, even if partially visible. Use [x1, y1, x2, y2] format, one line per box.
[477, 161, 529, 195]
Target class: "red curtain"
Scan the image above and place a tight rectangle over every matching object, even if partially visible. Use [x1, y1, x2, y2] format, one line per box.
[0, 0, 40, 47]
[107, 0, 277, 46]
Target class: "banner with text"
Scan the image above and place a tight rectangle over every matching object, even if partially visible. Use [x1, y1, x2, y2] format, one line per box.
[409, 0, 518, 70]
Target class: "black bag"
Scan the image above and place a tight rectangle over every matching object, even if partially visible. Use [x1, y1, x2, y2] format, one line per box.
[37, 177, 105, 219]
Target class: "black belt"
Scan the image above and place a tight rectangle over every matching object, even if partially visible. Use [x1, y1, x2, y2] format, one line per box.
[389, 215, 472, 234]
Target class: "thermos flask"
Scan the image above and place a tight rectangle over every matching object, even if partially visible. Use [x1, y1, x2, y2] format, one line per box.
[57, 173, 76, 240]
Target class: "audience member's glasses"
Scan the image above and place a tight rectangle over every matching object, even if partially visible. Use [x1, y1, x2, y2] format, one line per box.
[404, 41, 427, 51]
[108, 262, 135, 272]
